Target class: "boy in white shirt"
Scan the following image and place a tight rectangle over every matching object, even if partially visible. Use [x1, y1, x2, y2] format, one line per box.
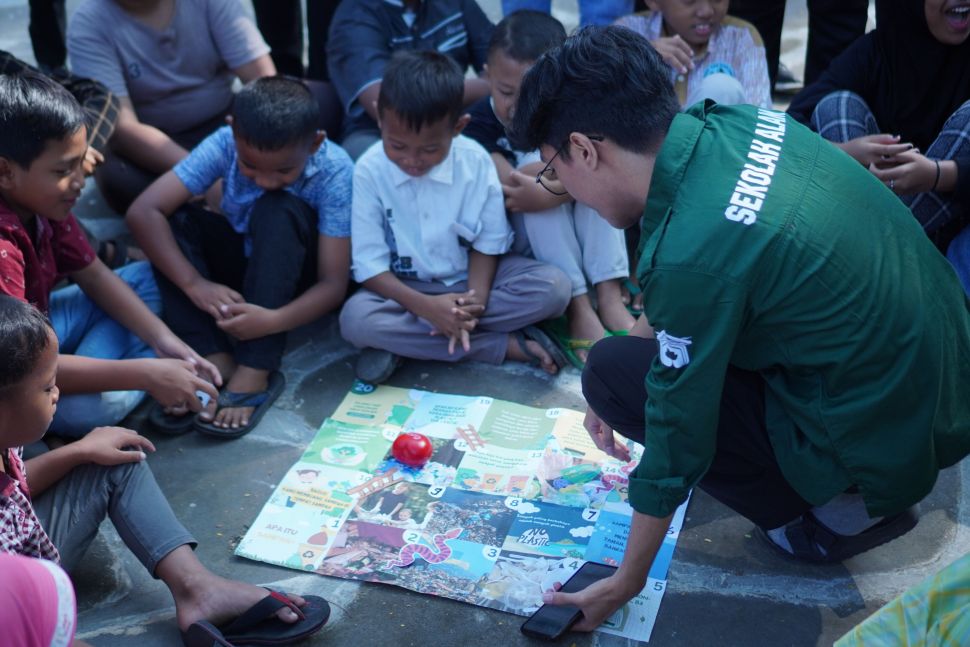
[339, 51, 571, 384]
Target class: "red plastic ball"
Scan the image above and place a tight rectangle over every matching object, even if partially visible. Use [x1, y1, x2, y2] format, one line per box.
[391, 432, 434, 467]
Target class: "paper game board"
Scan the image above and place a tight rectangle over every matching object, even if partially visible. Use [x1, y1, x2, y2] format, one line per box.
[236, 382, 690, 642]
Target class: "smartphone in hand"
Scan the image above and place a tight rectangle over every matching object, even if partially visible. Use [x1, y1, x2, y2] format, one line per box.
[520, 561, 618, 641]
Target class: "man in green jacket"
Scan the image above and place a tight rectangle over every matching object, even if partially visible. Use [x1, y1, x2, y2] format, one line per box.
[509, 26, 970, 631]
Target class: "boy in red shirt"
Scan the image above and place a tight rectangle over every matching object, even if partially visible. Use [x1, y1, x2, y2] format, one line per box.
[0, 73, 220, 436]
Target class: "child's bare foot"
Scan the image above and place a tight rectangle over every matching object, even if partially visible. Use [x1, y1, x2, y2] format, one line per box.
[568, 295, 607, 364]
[212, 365, 267, 429]
[596, 280, 637, 332]
[172, 570, 304, 633]
[506, 335, 559, 374]
[197, 353, 236, 422]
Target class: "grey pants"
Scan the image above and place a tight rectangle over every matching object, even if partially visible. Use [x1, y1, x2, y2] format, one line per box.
[339, 254, 571, 364]
[33, 455, 196, 576]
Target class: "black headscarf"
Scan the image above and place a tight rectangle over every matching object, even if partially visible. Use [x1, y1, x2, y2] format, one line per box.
[789, 0, 970, 151]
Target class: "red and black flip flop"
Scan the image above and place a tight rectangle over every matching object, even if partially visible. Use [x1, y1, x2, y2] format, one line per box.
[181, 590, 330, 646]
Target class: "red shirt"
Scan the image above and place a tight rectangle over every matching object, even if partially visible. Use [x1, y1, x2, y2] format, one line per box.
[0, 200, 95, 314]
[0, 448, 60, 563]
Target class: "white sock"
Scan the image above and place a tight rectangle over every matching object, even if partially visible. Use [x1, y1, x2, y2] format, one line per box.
[811, 493, 883, 536]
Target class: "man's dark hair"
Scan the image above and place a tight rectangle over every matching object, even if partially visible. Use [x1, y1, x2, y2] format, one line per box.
[378, 51, 464, 132]
[0, 72, 87, 168]
[0, 295, 53, 395]
[488, 10, 566, 63]
[508, 26, 680, 157]
[231, 76, 320, 151]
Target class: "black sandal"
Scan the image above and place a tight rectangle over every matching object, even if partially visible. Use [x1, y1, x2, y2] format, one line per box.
[758, 507, 919, 564]
[512, 325, 568, 371]
[97, 239, 130, 269]
[147, 401, 196, 436]
[194, 371, 286, 439]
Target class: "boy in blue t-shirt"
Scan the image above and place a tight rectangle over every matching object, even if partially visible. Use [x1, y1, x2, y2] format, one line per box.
[128, 76, 353, 438]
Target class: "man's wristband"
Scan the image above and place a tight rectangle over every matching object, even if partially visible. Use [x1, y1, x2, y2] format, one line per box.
[932, 159, 941, 192]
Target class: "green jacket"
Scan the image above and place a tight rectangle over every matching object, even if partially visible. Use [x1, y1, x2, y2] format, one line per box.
[630, 101, 970, 519]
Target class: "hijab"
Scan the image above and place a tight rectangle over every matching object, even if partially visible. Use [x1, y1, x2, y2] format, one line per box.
[871, 0, 970, 149]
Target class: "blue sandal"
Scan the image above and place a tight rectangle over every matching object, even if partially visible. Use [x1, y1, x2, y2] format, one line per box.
[194, 371, 285, 439]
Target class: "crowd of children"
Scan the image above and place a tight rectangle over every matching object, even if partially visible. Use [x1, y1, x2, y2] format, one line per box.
[1, 0, 969, 644]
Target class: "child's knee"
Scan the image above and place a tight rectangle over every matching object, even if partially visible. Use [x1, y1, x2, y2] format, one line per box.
[250, 192, 315, 236]
[339, 294, 381, 347]
[116, 261, 161, 315]
[693, 72, 746, 107]
[533, 264, 572, 317]
[944, 99, 970, 130]
[811, 90, 869, 128]
[50, 390, 146, 437]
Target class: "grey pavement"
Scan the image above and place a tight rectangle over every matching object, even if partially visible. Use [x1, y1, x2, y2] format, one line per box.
[3, 2, 967, 646]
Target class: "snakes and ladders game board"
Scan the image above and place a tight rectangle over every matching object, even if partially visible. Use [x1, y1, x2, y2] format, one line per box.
[237, 382, 690, 642]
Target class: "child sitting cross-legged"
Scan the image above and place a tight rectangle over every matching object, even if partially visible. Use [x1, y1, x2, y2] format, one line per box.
[338, 50, 571, 384]
[0, 73, 221, 439]
[0, 294, 330, 646]
[128, 76, 353, 438]
[464, 11, 637, 367]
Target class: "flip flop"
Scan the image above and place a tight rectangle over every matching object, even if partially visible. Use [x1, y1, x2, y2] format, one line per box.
[512, 325, 568, 371]
[194, 371, 286, 439]
[97, 239, 131, 269]
[147, 400, 196, 436]
[540, 317, 595, 369]
[181, 589, 330, 646]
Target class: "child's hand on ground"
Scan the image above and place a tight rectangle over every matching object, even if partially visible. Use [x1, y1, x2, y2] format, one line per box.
[836, 134, 912, 168]
[868, 149, 937, 194]
[185, 277, 244, 320]
[151, 331, 223, 387]
[215, 302, 280, 340]
[76, 426, 156, 466]
[583, 408, 631, 462]
[82, 146, 104, 176]
[649, 35, 694, 75]
[142, 358, 220, 412]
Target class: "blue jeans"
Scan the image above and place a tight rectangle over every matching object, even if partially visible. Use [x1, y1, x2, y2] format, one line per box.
[48, 262, 160, 437]
[500, 0, 633, 26]
[32, 449, 196, 576]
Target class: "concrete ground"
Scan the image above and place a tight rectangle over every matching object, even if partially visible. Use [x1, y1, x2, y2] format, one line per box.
[3, 1, 967, 646]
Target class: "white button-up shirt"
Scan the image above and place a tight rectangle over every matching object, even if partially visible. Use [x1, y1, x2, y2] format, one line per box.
[351, 135, 513, 286]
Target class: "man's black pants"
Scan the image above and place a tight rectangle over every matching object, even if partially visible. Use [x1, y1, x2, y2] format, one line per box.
[582, 335, 813, 529]
[155, 192, 318, 372]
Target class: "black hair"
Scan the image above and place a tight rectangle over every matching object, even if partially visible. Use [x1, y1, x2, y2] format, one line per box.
[231, 76, 320, 151]
[0, 72, 87, 168]
[508, 26, 680, 157]
[488, 10, 567, 63]
[377, 51, 464, 132]
[0, 295, 53, 395]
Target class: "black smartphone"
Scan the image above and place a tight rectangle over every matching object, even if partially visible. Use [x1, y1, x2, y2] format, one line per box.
[520, 561, 619, 641]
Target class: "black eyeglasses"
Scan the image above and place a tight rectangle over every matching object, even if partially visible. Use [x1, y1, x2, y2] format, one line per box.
[535, 135, 604, 196]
